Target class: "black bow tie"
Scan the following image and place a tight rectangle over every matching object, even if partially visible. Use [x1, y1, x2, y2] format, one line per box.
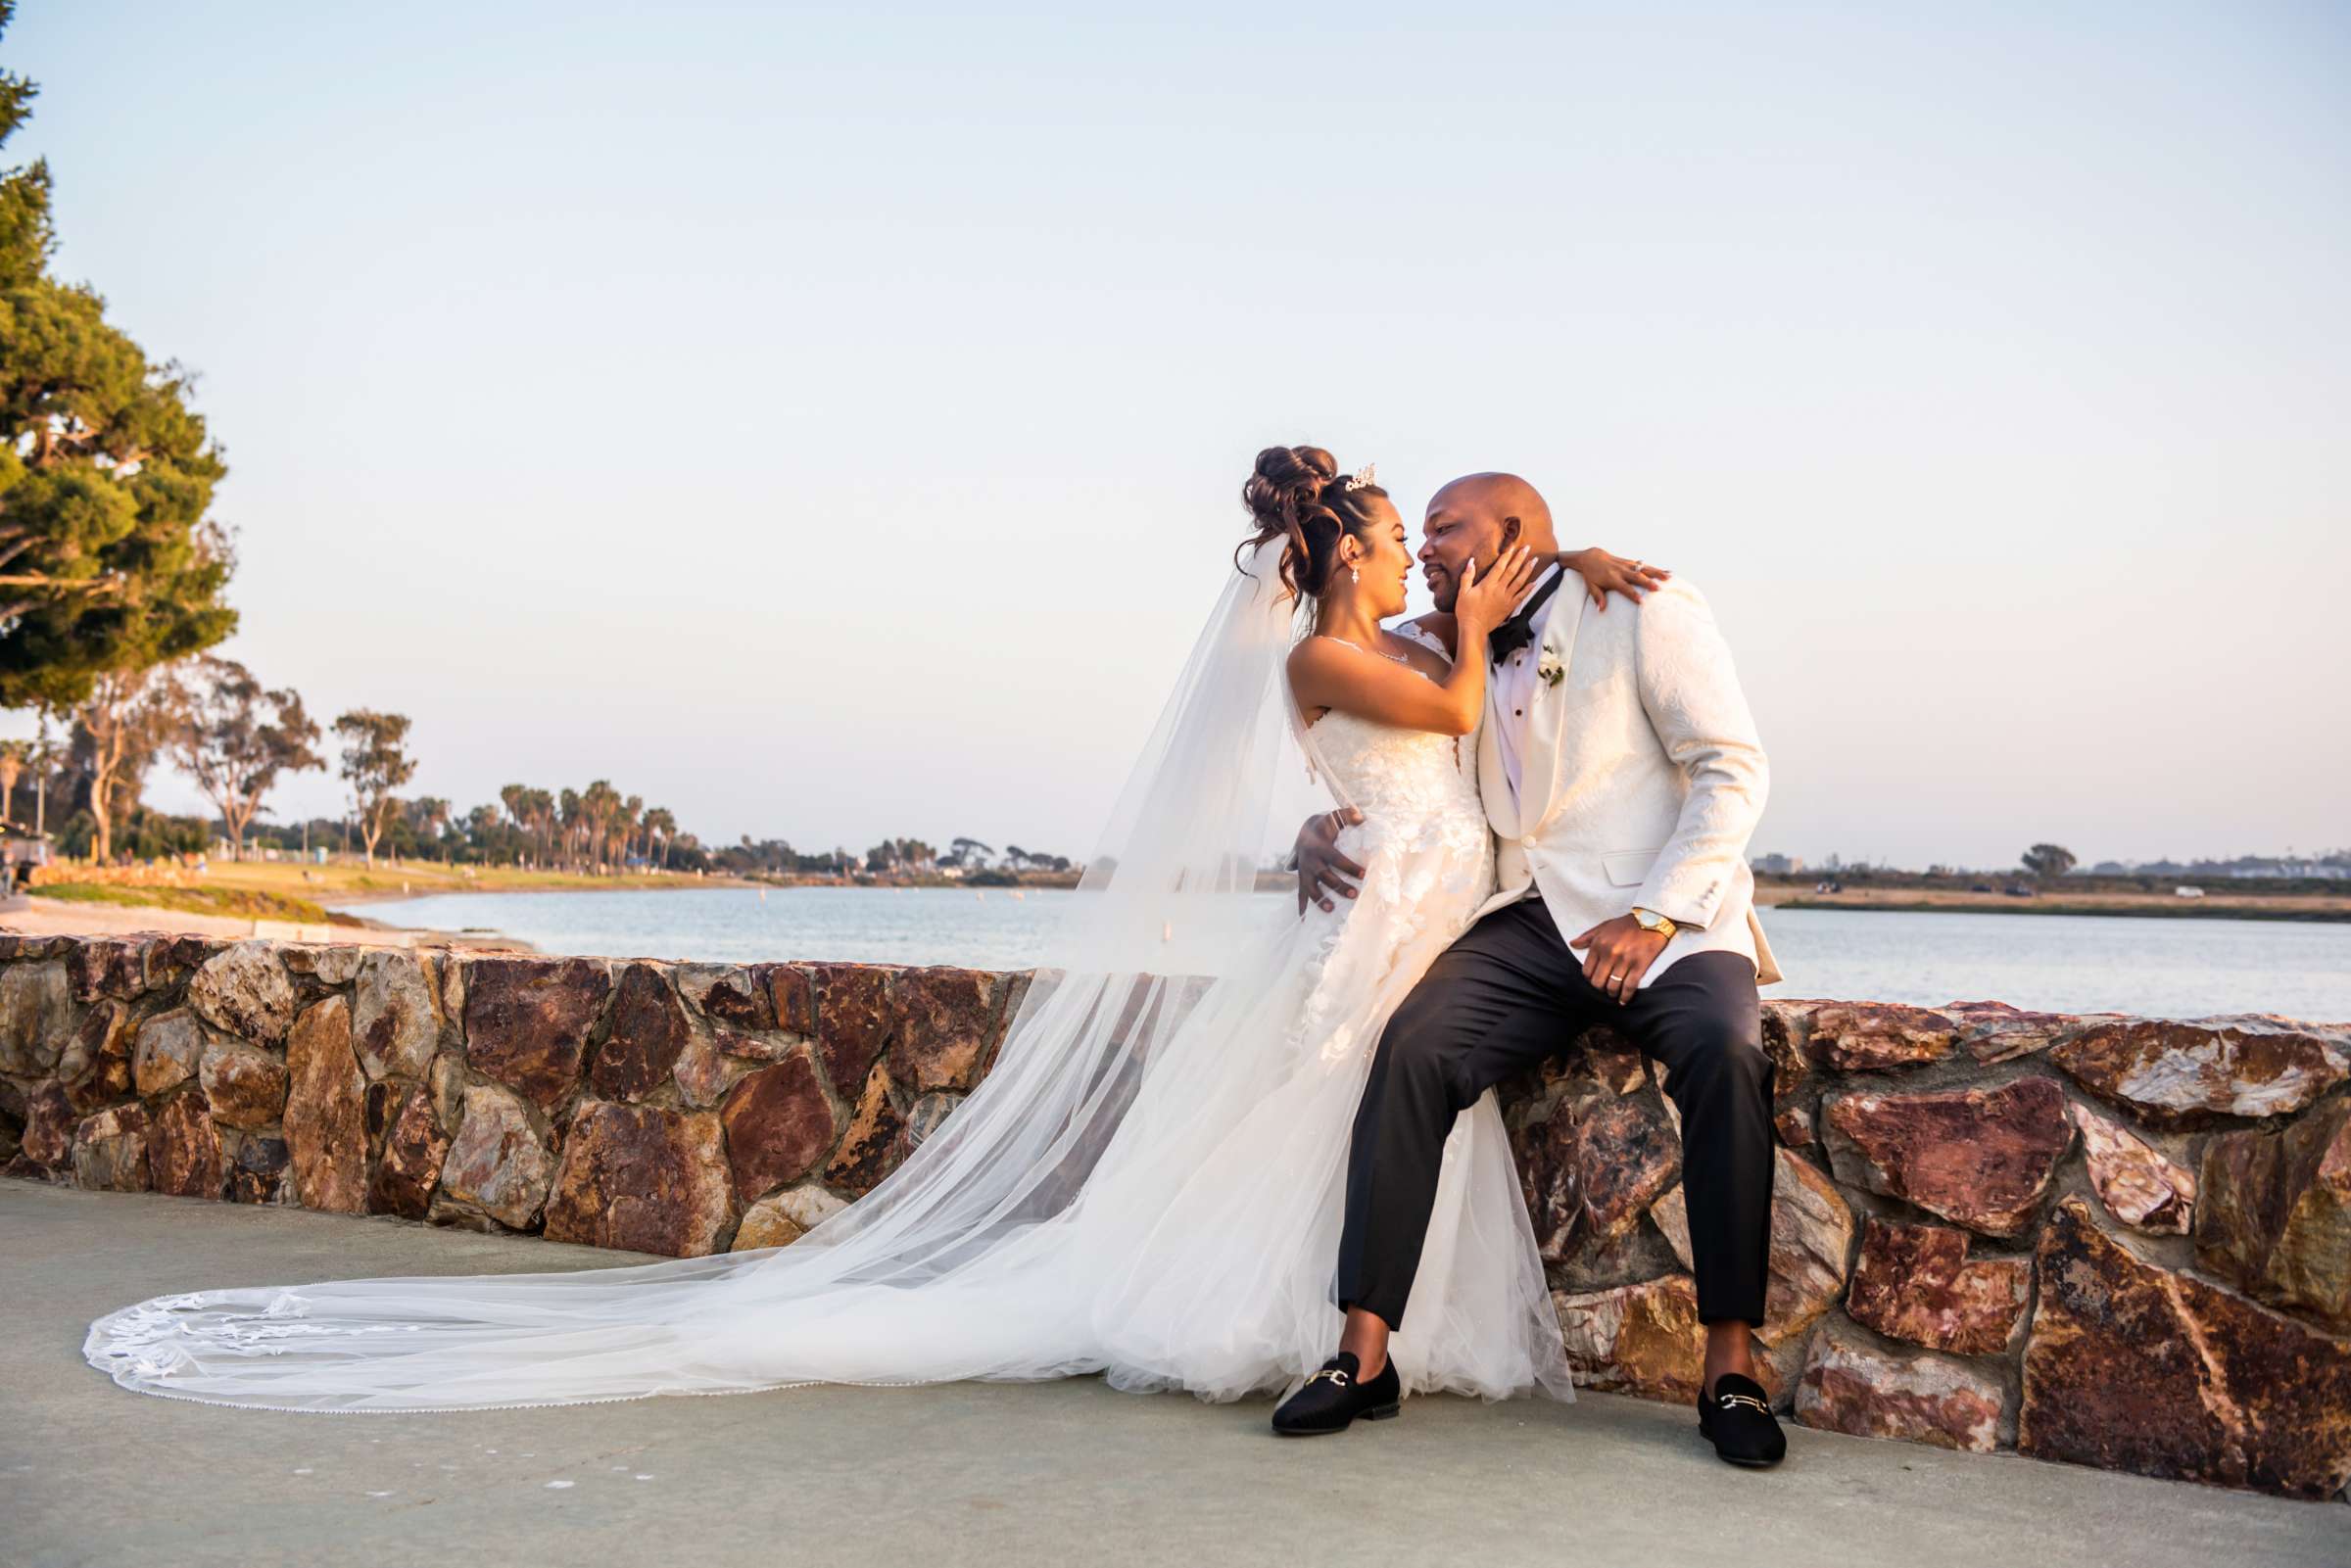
[1487, 569, 1562, 663]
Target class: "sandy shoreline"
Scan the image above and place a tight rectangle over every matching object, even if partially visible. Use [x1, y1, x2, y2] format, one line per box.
[0, 876, 999, 950]
[0, 895, 532, 950]
[7, 870, 768, 943]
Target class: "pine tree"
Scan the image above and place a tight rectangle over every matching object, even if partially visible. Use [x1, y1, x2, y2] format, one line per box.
[0, 4, 237, 806]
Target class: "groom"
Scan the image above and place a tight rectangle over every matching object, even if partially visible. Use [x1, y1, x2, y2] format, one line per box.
[1273, 472, 1787, 1467]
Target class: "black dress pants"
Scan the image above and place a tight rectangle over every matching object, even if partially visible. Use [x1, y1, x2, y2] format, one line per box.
[1336, 898, 1775, 1328]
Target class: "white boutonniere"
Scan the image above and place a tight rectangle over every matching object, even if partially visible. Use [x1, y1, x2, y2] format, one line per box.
[1537, 651, 1564, 689]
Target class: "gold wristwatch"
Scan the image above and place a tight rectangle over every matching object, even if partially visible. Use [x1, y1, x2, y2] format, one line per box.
[1631, 907, 1678, 939]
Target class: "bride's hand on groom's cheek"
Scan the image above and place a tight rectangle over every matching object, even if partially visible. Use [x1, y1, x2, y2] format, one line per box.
[1295, 808, 1365, 916]
[1569, 915, 1671, 1004]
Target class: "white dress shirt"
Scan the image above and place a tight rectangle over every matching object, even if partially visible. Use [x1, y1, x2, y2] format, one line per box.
[1489, 564, 1563, 808]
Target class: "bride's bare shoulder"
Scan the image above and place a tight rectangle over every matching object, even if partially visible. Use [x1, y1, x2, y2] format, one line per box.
[1285, 633, 1356, 687]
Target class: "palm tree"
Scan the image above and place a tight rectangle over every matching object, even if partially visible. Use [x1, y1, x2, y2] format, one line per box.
[643, 805, 677, 870]
[465, 802, 502, 859]
[500, 784, 531, 863]
[558, 787, 583, 871]
[619, 792, 645, 869]
[579, 780, 623, 872]
[405, 796, 452, 861]
[0, 739, 24, 830]
[27, 709, 57, 837]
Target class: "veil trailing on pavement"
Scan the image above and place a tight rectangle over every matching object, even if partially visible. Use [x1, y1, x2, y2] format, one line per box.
[85, 539, 1368, 1413]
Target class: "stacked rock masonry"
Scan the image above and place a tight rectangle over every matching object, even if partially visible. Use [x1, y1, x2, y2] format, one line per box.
[3, 936, 2346, 1501]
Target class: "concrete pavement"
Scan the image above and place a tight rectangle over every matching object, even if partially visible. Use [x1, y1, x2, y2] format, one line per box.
[3, 1181, 2339, 1568]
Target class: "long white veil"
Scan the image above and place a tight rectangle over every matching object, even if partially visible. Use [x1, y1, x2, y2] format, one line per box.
[86, 538, 1362, 1412]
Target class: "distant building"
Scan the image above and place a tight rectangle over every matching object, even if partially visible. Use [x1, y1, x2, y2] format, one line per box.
[2078, 856, 2351, 881]
[1751, 852, 1803, 876]
[2224, 860, 2349, 880]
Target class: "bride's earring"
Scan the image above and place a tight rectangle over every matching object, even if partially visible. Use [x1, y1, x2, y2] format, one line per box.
[1350, 566, 1360, 585]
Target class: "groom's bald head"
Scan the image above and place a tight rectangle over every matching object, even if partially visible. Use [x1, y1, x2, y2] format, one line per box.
[1418, 472, 1559, 612]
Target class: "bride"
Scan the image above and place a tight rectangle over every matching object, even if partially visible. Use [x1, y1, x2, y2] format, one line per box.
[85, 446, 1666, 1416]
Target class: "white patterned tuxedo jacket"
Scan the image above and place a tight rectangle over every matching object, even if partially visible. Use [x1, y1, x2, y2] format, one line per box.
[1434, 577, 1780, 988]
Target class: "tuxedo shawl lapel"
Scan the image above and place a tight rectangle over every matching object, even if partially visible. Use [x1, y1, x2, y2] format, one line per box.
[1477, 679, 1522, 842]
[1511, 583, 1586, 832]
[1476, 574, 1585, 840]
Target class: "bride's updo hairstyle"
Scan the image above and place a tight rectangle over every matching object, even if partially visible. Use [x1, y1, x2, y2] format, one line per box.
[1239, 444, 1391, 600]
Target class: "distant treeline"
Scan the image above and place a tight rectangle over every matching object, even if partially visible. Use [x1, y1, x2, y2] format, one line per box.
[1755, 864, 2351, 899]
[0, 726, 1070, 880]
[1761, 840, 2350, 893]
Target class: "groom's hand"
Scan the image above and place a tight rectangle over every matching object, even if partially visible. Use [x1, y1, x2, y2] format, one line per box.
[1569, 914, 1672, 1004]
[1295, 808, 1365, 916]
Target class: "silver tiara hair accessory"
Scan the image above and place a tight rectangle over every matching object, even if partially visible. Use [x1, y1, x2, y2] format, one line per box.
[1342, 462, 1377, 492]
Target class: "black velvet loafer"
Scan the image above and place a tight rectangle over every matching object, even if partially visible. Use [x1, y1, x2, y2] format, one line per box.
[1699, 1372, 1787, 1467]
[1271, 1353, 1402, 1437]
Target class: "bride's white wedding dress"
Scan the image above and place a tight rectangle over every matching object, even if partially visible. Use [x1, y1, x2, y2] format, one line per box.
[85, 543, 1571, 1413]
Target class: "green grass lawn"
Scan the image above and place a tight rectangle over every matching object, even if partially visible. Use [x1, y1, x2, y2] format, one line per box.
[30, 881, 351, 925]
[197, 861, 735, 901]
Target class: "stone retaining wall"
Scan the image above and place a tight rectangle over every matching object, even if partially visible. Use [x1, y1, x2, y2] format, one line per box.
[2, 931, 2345, 1500]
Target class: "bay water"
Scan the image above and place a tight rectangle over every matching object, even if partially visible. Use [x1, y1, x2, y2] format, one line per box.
[335, 887, 2351, 1021]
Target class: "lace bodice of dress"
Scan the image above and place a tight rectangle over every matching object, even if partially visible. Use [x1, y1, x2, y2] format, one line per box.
[1308, 711, 1476, 823]
[1293, 628, 1489, 858]
[1307, 709, 1485, 907]
[1282, 704, 1495, 1069]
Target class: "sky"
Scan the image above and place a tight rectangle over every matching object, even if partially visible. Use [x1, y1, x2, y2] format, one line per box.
[5, 2, 2347, 870]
